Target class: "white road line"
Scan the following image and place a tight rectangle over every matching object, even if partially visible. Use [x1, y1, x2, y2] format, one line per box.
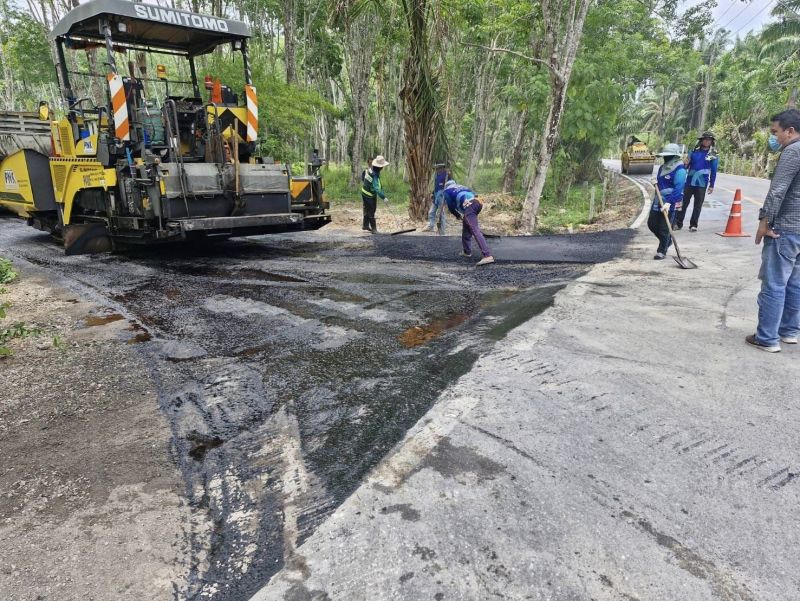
[617, 171, 651, 229]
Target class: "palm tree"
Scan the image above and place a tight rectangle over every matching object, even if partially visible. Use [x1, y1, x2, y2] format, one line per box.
[398, 0, 449, 220]
[760, 0, 800, 105]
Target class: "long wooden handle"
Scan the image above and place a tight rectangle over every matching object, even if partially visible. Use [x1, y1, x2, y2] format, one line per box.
[653, 185, 684, 257]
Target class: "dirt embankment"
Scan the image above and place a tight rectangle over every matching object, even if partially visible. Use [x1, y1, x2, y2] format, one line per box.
[0, 266, 198, 601]
[324, 177, 644, 236]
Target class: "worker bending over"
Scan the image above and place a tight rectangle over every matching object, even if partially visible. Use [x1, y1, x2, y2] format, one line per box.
[443, 180, 495, 266]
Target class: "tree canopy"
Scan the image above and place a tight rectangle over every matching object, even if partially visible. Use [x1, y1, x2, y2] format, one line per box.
[0, 0, 789, 223]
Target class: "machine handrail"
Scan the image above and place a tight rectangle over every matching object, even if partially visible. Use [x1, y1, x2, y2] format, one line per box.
[163, 98, 191, 219]
[204, 102, 226, 165]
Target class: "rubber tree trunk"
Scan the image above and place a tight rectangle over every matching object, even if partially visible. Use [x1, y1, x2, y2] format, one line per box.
[521, 79, 566, 229]
[502, 107, 529, 193]
[466, 59, 491, 187]
[699, 65, 713, 132]
[284, 0, 298, 84]
[344, 16, 377, 188]
[520, 0, 591, 231]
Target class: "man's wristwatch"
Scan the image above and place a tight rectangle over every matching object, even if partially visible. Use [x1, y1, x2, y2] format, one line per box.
[758, 208, 767, 220]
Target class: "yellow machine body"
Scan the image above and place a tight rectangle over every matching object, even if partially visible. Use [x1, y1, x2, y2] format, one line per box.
[621, 137, 656, 175]
[0, 0, 330, 254]
[206, 105, 250, 142]
[51, 116, 104, 159]
[49, 159, 117, 224]
[0, 150, 38, 217]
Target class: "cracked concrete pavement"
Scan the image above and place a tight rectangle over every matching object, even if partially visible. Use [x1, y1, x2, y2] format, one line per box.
[253, 183, 799, 601]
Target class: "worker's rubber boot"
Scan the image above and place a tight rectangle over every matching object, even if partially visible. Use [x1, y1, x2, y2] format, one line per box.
[369, 218, 378, 234]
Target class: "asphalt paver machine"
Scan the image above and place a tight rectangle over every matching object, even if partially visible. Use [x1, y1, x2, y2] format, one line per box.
[0, 0, 330, 253]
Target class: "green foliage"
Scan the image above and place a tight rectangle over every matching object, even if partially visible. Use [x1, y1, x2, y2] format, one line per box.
[53, 335, 66, 352]
[0, 321, 43, 357]
[201, 46, 341, 162]
[321, 165, 410, 203]
[320, 163, 509, 202]
[0, 0, 793, 208]
[471, 164, 504, 194]
[0, 301, 9, 319]
[0, 258, 17, 285]
[0, 9, 56, 108]
[537, 184, 602, 233]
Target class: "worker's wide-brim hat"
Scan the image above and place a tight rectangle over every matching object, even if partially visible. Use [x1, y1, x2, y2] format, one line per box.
[657, 143, 683, 156]
[372, 155, 389, 168]
[698, 131, 716, 140]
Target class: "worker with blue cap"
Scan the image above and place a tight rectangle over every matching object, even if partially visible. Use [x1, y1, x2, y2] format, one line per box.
[443, 179, 495, 266]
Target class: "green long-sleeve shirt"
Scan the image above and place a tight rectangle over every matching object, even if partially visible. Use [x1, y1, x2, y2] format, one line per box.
[360, 168, 386, 200]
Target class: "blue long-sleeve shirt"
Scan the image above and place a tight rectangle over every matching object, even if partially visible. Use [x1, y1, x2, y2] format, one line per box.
[433, 170, 449, 202]
[652, 161, 687, 214]
[686, 148, 718, 189]
[434, 170, 449, 193]
[443, 184, 476, 217]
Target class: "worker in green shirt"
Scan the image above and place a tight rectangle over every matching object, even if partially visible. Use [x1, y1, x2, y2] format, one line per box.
[360, 155, 390, 233]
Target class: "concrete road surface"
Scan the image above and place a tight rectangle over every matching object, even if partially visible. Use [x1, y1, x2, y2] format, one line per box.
[253, 168, 799, 600]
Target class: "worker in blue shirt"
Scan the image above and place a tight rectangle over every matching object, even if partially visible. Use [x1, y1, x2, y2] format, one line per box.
[443, 180, 494, 266]
[424, 163, 450, 234]
[676, 131, 718, 231]
[648, 143, 687, 260]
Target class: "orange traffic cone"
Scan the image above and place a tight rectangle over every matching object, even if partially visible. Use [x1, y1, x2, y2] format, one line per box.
[717, 189, 751, 237]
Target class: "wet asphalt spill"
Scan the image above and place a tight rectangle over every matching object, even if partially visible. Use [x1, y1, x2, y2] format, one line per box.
[0, 223, 632, 601]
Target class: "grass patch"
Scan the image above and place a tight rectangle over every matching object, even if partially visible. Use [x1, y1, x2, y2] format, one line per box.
[0, 256, 42, 357]
[0, 258, 17, 285]
[537, 183, 604, 233]
[319, 164, 510, 204]
[470, 164, 505, 194]
[0, 321, 43, 357]
[321, 165, 411, 206]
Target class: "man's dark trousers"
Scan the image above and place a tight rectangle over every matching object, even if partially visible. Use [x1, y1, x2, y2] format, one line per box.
[647, 210, 673, 255]
[361, 194, 377, 232]
[677, 186, 707, 229]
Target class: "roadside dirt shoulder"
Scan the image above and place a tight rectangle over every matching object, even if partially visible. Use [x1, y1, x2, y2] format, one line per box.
[0, 265, 195, 600]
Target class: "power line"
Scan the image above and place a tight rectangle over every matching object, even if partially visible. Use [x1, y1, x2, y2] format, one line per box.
[711, 1, 739, 29]
[719, 1, 757, 31]
[730, 0, 776, 36]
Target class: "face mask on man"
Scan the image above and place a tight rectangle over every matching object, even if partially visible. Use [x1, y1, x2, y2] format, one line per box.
[768, 134, 783, 152]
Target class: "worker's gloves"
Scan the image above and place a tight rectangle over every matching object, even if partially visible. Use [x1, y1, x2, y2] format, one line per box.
[661, 202, 671, 212]
[383, 197, 389, 203]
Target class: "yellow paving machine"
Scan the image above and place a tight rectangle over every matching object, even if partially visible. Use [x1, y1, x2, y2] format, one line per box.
[621, 135, 656, 175]
[0, 0, 329, 254]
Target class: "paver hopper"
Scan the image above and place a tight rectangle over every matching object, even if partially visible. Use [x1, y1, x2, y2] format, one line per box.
[0, 0, 330, 254]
